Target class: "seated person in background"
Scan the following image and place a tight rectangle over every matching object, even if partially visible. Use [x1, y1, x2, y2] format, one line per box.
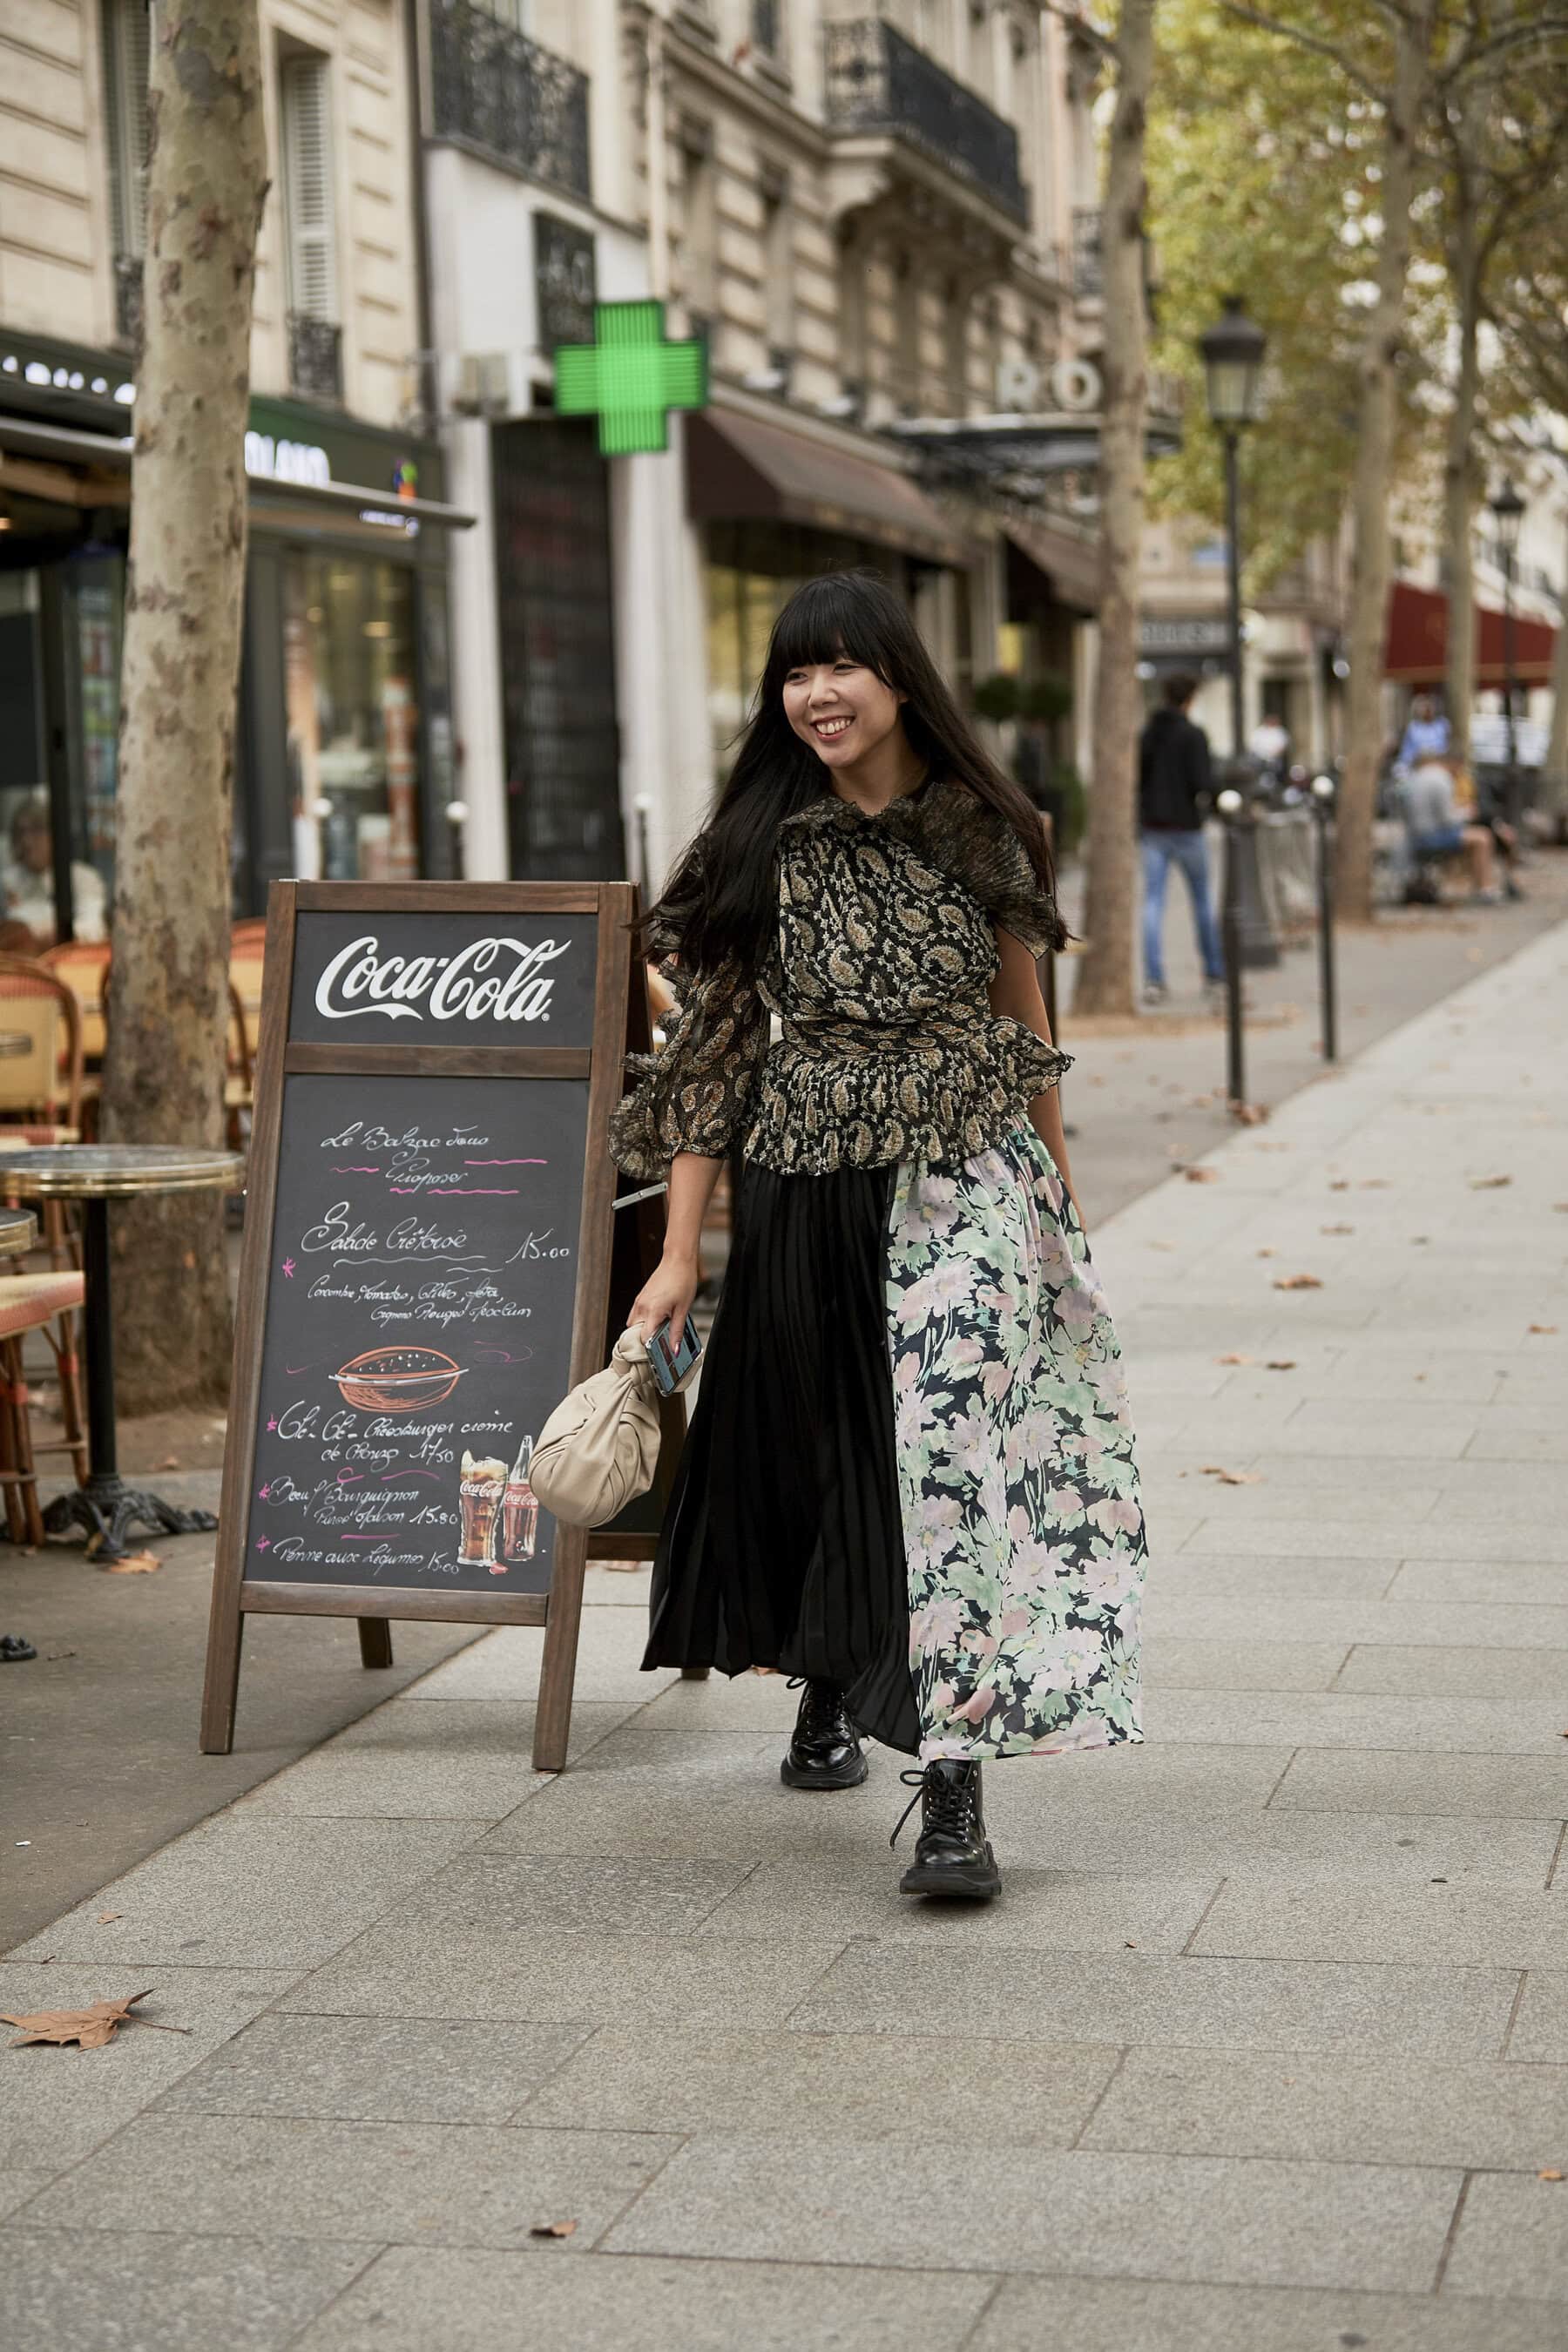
[1396, 757, 1500, 902]
[1396, 693, 1451, 771]
[0, 796, 107, 947]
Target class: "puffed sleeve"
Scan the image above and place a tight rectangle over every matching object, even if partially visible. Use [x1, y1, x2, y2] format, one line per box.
[919, 785, 1068, 956]
[608, 950, 772, 1181]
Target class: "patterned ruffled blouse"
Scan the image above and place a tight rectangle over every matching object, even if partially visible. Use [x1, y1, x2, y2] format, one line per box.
[608, 776, 1071, 1180]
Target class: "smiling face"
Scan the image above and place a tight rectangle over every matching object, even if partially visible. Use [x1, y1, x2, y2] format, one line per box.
[781, 650, 907, 772]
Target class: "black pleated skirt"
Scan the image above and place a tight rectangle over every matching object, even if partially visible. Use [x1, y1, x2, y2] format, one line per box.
[644, 1156, 923, 1755]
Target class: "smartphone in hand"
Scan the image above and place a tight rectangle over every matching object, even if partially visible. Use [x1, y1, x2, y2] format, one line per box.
[645, 1313, 702, 1396]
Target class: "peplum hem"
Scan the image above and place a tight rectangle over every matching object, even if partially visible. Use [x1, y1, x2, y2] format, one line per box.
[740, 1014, 1071, 1176]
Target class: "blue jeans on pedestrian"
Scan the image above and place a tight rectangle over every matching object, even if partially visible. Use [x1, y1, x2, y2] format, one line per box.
[1141, 828, 1224, 988]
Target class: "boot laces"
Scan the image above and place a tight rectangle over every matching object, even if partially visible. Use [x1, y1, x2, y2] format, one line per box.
[889, 1762, 977, 1849]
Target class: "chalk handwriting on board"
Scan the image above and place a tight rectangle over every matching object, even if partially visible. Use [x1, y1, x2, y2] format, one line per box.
[313, 935, 571, 1024]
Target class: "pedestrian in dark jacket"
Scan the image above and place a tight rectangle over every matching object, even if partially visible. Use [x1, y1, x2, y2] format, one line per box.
[1138, 675, 1224, 1004]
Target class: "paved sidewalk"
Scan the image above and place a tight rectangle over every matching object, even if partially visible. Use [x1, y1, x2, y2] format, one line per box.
[3, 921, 1567, 2350]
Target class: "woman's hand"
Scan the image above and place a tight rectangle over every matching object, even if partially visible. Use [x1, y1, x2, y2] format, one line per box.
[628, 1248, 701, 1347]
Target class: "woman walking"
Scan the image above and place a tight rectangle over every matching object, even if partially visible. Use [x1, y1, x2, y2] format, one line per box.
[611, 572, 1146, 1900]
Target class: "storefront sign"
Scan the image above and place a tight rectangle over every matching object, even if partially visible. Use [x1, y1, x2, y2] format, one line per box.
[201, 882, 678, 1773]
[534, 213, 598, 350]
[1139, 615, 1231, 655]
[555, 299, 707, 456]
[244, 431, 332, 487]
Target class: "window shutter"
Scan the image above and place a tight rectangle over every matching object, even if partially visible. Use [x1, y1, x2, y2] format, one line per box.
[281, 54, 338, 322]
[103, 0, 152, 255]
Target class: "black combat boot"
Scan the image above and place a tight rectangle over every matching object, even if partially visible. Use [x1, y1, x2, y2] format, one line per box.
[779, 1678, 868, 1791]
[891, 1759, 1001, 1900]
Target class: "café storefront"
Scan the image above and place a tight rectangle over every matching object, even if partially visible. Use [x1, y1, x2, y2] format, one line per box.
[0, 329, 470, 942]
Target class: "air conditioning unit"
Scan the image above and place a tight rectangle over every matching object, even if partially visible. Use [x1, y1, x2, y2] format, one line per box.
[454, 352, 512, 416]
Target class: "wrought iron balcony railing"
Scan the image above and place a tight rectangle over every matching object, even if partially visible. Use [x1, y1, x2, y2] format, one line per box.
[288, 313, 344, 404]
[429, 0, 591, 203]
[824, 20, 1027, 226]
[1072, 206, 1104, 298]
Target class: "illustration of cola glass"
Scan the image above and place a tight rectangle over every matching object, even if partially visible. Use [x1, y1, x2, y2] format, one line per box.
[501, 1434, 538, 1566]
[456, 1450, 508, 1567]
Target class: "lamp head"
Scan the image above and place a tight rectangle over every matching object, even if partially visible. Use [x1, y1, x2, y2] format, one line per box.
[1199, 295, 1267, 429]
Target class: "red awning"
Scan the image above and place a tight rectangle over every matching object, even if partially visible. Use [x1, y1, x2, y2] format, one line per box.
[1385, 578, 1557, 686]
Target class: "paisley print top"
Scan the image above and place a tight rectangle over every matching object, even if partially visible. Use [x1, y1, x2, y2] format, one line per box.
[608, 777, 1071, 1179]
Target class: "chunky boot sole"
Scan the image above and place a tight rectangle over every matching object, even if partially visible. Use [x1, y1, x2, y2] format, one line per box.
[780, 1748, 869, 1792]
[898, 1848, 1002, 1900]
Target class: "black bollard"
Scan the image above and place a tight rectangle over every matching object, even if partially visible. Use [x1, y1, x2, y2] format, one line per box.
[1311, 774, 1338, 1064]
[1219, 789, 1246, 1111]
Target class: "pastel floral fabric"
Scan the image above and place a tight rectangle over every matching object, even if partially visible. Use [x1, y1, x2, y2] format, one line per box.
[608, 778, 1071, 1181]
[885, 1125, 1146, 1762]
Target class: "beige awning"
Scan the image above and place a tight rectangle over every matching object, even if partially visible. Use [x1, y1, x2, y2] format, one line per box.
[687, 406, 971, 567]
[1003, 516, 1101, 614]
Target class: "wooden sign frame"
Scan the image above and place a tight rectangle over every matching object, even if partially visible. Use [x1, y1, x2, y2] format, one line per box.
[201, 878, 673, 1772]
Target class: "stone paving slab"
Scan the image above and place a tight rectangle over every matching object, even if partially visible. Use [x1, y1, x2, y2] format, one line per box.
[1081, 2045, 1568, 2170]
[1442, 2171, 1568, 2302]
[17, 2111, 680, 2252]
[0, 2230, 377, 2352]
[0, 1963, 298, 2171]
[156, 2011, 594, 2126]
[6, 1814, 479, 1971]
[797, 1943, 1518, 2059]
[291, 2247, 997, 2352]
[603, 2137, 1463, 2293]
[523, 2022, 1122, 2143]
[966, 2274, 1562, 2352]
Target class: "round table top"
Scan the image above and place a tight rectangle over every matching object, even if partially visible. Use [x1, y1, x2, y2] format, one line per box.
[1, 1145, 246, 1200]
[0, 1031, 35, 1058]
[0, 1206, 37, 1256]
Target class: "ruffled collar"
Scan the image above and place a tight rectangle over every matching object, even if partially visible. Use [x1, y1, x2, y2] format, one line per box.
[777, 774, 952, 835]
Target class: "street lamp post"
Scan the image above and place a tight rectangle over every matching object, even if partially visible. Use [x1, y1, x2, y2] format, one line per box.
[1199, 297, 1276, 1107]
[1490, 476, 1525, 840]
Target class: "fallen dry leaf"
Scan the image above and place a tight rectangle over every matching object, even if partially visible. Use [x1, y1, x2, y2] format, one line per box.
[1184, 1166, 1220, 1184]
[1200, 1465, 1263, 1486]
[2, 1989, 188, 2050]
[1266, 1361, 1297, 1371]
[1274, 1274, 1324, 1291]
[529, 2220, 579, 2240]
[1215, 1353, 1256, 1365]
[1470, 1173, 1513, 1191]
[102, 1552, 161, 1576]
[1528, 1325, 1558, 1336]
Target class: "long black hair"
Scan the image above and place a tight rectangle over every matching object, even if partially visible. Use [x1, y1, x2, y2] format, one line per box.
[640, 569, 1057, 983]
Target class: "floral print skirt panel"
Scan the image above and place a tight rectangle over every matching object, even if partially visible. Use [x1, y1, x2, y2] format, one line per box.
[885, 1127, 1146, 1762]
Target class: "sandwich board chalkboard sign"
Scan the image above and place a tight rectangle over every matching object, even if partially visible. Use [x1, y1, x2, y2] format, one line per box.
[201, 881, 681, 1772]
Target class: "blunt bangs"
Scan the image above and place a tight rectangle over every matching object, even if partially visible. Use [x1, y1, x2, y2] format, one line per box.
[764, 571, 896, 689]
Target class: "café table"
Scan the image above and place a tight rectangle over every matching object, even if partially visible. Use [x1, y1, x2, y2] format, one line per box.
[0, 1206, 37, 1257]
[2, 1146, 244, 1562]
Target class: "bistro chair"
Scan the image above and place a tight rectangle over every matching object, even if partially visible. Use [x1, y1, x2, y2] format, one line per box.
[0, 1266, 89, 1541]
[0, 956, 90, 1483]
[229, 920, 267, 1070]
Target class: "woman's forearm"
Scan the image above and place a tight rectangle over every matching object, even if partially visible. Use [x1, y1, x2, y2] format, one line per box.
[664, 1150, 724, 1260]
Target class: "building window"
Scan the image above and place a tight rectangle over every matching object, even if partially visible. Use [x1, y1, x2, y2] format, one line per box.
[761, 172, 794, 384]
[679, 123, 718, 331]
[280, 51, 344, 402]
[101, 0, 152, 344]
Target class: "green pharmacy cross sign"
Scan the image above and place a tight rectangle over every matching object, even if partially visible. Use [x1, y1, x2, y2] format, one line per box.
[554, 300, 708, 456]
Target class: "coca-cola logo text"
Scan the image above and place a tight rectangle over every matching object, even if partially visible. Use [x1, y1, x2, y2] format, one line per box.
[313, 934, 570, 1024]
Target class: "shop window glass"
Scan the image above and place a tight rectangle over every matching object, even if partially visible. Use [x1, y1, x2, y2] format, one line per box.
[283, 553, 421, 881]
